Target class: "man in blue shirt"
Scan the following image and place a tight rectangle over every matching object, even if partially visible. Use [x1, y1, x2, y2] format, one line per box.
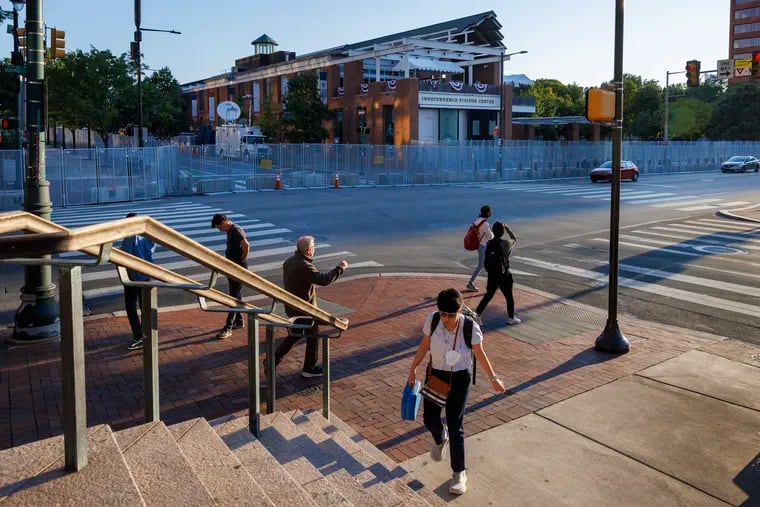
[120, 212, 157, 351]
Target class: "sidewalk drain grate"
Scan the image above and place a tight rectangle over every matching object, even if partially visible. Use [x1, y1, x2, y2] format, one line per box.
[543, 304, 606, 328]
[752, 354, 760, 363]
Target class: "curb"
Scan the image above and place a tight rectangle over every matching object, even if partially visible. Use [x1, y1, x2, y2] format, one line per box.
[715, 203, 760, 224]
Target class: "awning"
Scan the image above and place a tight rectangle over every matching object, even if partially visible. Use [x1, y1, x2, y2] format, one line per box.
[392, 56, 464, 74]
[503, 74, 534, 87]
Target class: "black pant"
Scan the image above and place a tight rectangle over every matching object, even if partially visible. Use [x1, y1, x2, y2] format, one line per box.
[274, 323, 319, 370]
[124, 286, 142, 340]
[475, 271, 515, 318]
[423, 368, 471, 473]
[224, 261, 248, 329]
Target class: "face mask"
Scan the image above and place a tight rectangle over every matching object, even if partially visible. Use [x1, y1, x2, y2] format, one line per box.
[445, 350, 462, 366]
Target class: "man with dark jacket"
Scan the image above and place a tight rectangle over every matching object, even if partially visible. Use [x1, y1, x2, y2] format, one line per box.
[121, 212, 157, 351]
[274, 236, 348, 377]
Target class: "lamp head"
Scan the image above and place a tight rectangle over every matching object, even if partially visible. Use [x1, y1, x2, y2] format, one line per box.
[10, 0, 26, 12]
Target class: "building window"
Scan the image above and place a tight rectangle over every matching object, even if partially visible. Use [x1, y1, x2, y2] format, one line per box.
[382, 105, 394, 144]
[736, 0, 756, 5]
[735, 21, 760, 33]
[736, 7, 760, 19]
[734, 36, 760, 48]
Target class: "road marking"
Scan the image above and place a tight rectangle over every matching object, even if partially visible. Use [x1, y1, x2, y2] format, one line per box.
[625, 195, 700, 205]
[652, 198, 722, 207]
[615, 192, 676, 201]
[512, 256, 760, 318]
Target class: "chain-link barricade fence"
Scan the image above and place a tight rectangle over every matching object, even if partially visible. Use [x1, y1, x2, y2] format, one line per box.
[3, 141, 759, 211]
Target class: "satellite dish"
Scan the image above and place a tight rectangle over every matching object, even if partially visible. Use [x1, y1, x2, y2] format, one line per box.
[217, 101, 241, 123]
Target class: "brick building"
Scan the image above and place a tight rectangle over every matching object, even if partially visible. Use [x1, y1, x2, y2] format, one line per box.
[729, 0, 760, 83]
[181, 12, 532, 144]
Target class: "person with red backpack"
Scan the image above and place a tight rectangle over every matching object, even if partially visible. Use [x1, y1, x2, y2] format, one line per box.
[466, 205, 493, 291]
[476, 221, 520, 324]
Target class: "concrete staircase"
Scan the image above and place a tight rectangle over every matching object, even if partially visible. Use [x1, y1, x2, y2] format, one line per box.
[0, 410, 443, 506]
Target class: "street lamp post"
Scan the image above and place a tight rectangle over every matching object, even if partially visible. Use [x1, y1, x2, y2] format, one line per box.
[13, 0, 59, 344]
[133, 0, 180, 148]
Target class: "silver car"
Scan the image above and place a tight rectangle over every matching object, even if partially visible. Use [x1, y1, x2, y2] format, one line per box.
[720, 156, 760, 173]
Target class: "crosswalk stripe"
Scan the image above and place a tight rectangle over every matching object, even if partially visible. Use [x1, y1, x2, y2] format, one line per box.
[652, 198, 722, 207]
[596, 237, 760, 268]
[588, 191, 655, 199]
[675, 204, 722, 211]
[656, 224, 760, 240]
[52, 205, 217, 222]
[80, 250, 358, 299]
[625, 195, 699, 205]
[512, 256, 760, 318]
[689, 219, 757, 230]
[614, 192, 676, 201]
[56, 211, 245, 228]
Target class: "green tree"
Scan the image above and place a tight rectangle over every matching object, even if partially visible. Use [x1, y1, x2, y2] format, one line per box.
[669, 97, 714, 140]
[626, 79, 663, 140]
[281, 71, 330, 142]
[47, 48, 134, 142]
[524, 79, 584, 117]
[142, 67, 185, 138]
[258, 100, 282, 141]
[706, 81, 760, 140]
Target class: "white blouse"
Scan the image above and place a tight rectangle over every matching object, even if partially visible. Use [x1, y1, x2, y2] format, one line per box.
[423, 312, 483, 371]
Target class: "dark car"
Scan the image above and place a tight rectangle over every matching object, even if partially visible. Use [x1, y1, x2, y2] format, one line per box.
[720, 156, 759, 173]
[590, 160, 639, 183]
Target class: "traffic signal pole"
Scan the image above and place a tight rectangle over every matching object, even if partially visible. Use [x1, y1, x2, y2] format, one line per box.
[595, 0, 630, 354]
[13, 0, 60, 344]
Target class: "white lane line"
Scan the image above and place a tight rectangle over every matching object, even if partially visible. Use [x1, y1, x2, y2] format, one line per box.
[675, 205, 721, 211]
[512, 256, 760, 318]
[595, 237, 760, 268]
[690, 219, 758, 230]
[629, 230, 760, 248]
[716, 201, 750, 207]
[655, 224, 760, 240]
[585, 191, 653, 199]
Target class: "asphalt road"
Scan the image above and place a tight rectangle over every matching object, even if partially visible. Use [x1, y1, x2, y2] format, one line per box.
[1, 170, 758, 344]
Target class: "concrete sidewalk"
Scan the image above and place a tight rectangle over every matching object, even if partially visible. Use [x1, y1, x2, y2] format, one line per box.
[2, 272, 758, 505]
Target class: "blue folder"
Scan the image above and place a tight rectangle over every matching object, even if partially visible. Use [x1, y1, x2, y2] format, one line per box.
[401, 381, 422, 421]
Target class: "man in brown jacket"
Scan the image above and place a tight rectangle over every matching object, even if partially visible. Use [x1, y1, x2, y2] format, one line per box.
[274, 236, 348, 377]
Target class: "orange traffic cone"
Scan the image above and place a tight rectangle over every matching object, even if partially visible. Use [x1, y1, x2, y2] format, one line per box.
[275, 173, 282, 190]
[333, 173, 340, 189]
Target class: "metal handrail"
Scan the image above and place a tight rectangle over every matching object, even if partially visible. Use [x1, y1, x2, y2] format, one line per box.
[0, 210, 351, 469]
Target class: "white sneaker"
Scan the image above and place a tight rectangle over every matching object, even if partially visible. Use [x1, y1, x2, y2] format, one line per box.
[430, 428, 449, 462]
[449, 470, 467, 495]
[506, 316, 522, 325]
[466, 282, 479, 291]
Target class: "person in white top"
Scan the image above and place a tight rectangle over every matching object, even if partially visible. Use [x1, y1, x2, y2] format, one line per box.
[467, 205, 494, 291]
[407, 288, 506, 496]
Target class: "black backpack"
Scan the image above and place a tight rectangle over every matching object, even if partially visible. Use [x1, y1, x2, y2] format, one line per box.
[429, 306, 482, 384]
[483, 239, 507, 275]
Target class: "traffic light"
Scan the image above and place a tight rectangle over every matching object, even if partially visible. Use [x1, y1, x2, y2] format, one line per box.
[0, 118, 17, 130]
[685, 60, 701, 87]
[16, 27, 26, 50]
[753, 51, 760, 79]
[49, 28, 65, 59]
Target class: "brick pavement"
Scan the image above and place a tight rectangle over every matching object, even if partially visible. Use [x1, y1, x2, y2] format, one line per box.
[0, 275, 722, 461]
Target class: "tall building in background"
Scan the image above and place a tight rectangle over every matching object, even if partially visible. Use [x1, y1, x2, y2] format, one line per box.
[729, 0, 760, 82]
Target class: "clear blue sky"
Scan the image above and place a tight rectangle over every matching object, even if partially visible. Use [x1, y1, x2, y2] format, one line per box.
[1, 0, 729, 88]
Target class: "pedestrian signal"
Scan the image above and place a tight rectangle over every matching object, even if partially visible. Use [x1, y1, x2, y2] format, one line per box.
[752, 51, 760, 79]
[585, 87, 615, 122]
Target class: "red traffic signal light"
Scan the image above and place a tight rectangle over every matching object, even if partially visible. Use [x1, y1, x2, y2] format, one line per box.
[0, 118, 17, 130]
[685, 60, 701, 87]
[753, 51, 760, 79]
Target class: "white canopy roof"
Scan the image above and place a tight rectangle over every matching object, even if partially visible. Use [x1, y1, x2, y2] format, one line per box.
[392, 56, 465, 74]
[503, 73, 534, 87]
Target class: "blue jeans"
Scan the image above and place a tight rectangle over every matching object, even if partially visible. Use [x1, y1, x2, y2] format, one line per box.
[468, 244, 486, 285]
[423, 368, 471, 473]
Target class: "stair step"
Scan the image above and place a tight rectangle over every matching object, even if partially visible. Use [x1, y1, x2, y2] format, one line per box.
[168, 418, 275, 506]
[289, 411, 405, 507]
[115, 421, 215, 506]
[0, 425, 144, 505]
[300, 409, 445, 506]
[211, 413, 318, 506]
[261, 412, 352, 506]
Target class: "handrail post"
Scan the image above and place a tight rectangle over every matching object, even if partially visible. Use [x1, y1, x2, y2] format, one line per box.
[60, 266, 87, 471]
[142, 286, 159, 422]
[248, 313, 261, 436]
[322, 335, 330, 421]
[266, 325, 276, 414]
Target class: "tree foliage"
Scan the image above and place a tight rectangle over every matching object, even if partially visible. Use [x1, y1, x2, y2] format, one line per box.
[142, 67, 185, 138]
[705, 81, 760, 140]
[258, 100, 282, 141]
[47, 48, 134, 140]
[281, 71, 330, 143]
